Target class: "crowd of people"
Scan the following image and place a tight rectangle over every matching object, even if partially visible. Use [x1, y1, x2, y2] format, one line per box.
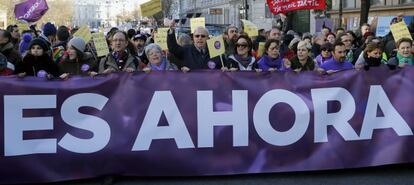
[0, 15, 412, 78]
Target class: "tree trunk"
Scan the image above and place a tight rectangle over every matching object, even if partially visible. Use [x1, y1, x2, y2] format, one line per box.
[360, 0, 371, 26]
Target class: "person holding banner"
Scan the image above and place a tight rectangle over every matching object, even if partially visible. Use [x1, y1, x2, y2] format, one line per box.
[387, 38, 414, 68]
[227, 35, 258, 71]
[142, 43, 177, 72]
[314, 42, 334, 67]
[319, 42, 354, 74]
[284, 41, 316, 72]
[15, 38, 61, 78]
[98, 31, 138, 74]
[58, 37, 97, 77]
[257, 39, 283, 72]
[167, 22, 212, 71]
[355, 43, 383, 70]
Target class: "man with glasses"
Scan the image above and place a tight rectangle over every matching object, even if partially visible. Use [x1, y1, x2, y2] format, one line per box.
[167, 22, 213, 72]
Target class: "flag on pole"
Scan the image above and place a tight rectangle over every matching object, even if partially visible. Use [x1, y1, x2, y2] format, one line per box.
[14, 0, 49, 23]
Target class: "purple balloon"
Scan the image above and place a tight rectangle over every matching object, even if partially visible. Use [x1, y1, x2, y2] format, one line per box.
[81, 64, 90, 72]
[37, 70, 47, 78]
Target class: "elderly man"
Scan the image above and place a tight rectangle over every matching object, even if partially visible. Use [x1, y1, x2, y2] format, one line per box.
[268, 27, 282, 41]
[167, 22, 213, 71]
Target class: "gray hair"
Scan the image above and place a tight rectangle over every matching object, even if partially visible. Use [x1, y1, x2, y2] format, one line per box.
[178, 33, 192, 46]
[145, 43, 163, 58]
[194, 26, 209, 36]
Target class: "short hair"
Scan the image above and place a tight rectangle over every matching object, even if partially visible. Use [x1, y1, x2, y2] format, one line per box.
[361, 23, 370, 28]
[225, 25, 238, 35]
[264, 39, 280, 52]
[145, 43, 163, 58]
[336, 27, 345, 31]
[112, 31, 128, 40]
[396, 37, 413, 48]
[193, 26, 209, 36]
[127, 29, 136, 40]
[333, 41, 346, 51]
[6, 25, 18, 33]
[297, 40, 312, 51]
[363, 43, 381, 58]
[0, 29, 12, 43]
[234, 34, 253, 56]
[178, 33, 192, 46]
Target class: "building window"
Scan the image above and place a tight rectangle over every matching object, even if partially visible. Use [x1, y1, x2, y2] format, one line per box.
[401, 0, 414, 3]
[343, 0, 356, 8]
[371, 0, 385, 6]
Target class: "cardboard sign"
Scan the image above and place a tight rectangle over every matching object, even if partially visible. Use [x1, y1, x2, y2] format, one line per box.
[190, 17, 205, 33]
[390, 21, 413, 42]
[241, 19, 258, 37]
[155, 28, 169, 50]
[74, 26, 92, 42]
[207, 35, 225, 58]
[141, 0, 162, 17]
[257, 42, 266, 58]
[92, 32, 109, 57]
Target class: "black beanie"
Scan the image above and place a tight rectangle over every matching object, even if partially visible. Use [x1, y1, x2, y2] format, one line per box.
[28, 38, 49, 51]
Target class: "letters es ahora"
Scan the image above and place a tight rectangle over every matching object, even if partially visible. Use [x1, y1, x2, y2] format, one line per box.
[3, 85, 412, 156]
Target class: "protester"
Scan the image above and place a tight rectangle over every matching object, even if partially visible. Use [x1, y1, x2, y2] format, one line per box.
[257, 39, 283, 72]
[14, 38, 61, 78]
[326, 32, 336, 44]
[268, 27, 282, 41]
[40, 22, 57, 48]
[319, 41, 354, 74]
[6, 25, 20, 50]
[59, 37, 97, 77]
[355, 43, 382, 70]
[284, 41, 316, 72]
[0, 29, 22, 65]
[388, 38, 413, 68]
[224, 25, 239, 57]
[314, 42, 333, 67]
[167, 22, 213, 71]
[142, 43, 177, 72]
[132, 33, 148, 64]
[226, 35, 258, 71]
[53, 26, 71, 63]
[98, 31, 138, 74]
[169, 33, 192, 69]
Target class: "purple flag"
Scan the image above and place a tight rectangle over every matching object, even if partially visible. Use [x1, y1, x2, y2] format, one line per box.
[14, 0, 49, 23]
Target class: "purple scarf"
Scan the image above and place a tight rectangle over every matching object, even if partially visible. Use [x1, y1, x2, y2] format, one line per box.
[234, 54, 251, 67]
[261, 54, 282, 69]
[149, 58, 167, 71]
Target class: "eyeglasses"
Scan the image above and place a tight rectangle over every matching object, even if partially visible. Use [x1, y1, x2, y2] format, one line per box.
[229, 30, 238, 33]
[342, 39, 352, 42]
[236, 44, 248, 48]
[194, 34, 207, 38]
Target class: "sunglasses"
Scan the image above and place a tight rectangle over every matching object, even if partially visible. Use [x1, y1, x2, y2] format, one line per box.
[194, 34, 207, 38]
[236, 44, 248, 48]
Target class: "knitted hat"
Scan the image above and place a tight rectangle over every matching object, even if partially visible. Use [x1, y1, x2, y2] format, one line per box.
[68, 37, 86, 52]
[28, 38, 49, 51]
[133, 33, 147, 41]
[57, 26, 70, 41]
[19, 33, 33, 55]
[42, 22, 57, 37]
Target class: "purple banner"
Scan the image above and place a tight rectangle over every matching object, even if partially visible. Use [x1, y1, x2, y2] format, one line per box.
[14, 0, 49, 23]
[1, 67, 414, 184]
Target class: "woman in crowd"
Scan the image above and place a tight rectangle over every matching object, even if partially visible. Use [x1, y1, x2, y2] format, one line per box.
[15, 38, 61, 78]
[326, 32, 336, 45]
[227, 35, 258, 71]
[355, 43, 383, 70]
[257, 39, 283, 72]
[314, 42, 333, 66]
[284, 41, 316, 72]
[59, 37, 97, 77]
[388, 38, 413, 68]
[142, 43, 177, 72]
